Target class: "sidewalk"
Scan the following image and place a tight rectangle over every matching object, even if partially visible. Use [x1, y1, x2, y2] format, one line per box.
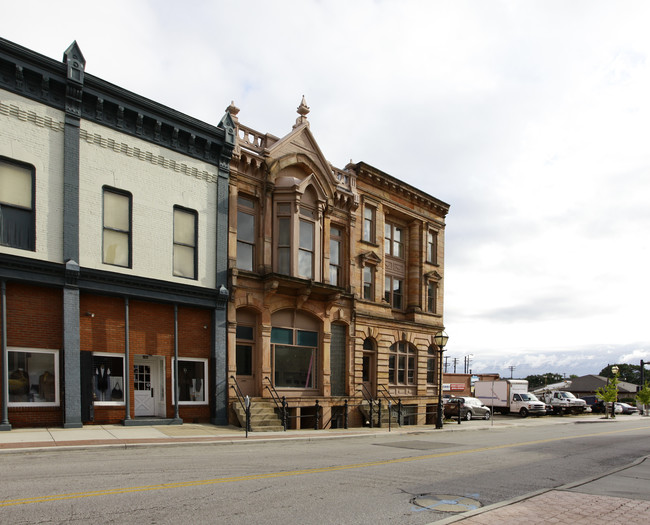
[0, 413, 589, 452]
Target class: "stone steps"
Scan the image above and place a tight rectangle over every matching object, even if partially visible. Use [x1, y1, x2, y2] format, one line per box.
[358, 400, 400, 427]
[232, 399, 285, 432]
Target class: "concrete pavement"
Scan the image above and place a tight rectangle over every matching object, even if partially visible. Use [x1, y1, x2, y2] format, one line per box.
[1, 415, 649, 523]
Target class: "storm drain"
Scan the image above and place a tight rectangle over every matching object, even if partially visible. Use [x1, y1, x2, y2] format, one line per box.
[412, 494, 482, 513]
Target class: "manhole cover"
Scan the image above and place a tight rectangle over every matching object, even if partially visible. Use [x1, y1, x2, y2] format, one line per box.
[412, 494, 481, 513]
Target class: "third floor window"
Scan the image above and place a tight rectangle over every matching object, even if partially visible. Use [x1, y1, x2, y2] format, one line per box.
[384, 222, 404, 258]
[237, 196, 255, 271]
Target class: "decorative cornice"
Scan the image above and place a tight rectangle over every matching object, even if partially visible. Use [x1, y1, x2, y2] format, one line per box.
[0, 37, 231, 168]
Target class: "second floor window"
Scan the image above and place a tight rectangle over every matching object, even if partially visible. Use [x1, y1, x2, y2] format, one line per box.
[237, 196, 255, 271]
[385, 275, 403, 309]
[427, 281, 437, 313]
[0, 157, 35, 251]
[173, 206, 197, 279]
[330, 226, 342, 286]
[274, 184, 322, 281]
[363, 265, 374, 301]
[103, 188, 131, 267]
[277, 203, 291, 274]
[298, 212, 314, 279]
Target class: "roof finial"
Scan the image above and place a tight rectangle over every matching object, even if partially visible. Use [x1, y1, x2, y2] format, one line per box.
[294, 95, 310, 128]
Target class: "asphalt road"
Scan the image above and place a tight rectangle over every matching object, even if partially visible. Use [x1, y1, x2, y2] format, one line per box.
[2, 417, 650, 524]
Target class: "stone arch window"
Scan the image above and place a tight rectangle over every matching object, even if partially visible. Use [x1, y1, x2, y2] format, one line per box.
[388, 341, 416, 386]
[271, 309, 320, 390]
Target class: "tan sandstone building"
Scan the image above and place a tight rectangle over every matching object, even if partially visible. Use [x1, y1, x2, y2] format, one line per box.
[227, 98, 450, 429]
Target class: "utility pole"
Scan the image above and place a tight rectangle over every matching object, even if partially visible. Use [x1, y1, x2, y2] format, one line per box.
[452, 358, 459, 373]
[444, 356, 449, 373]
[641, 360, 645, 387]
[508, 365, 516, 379]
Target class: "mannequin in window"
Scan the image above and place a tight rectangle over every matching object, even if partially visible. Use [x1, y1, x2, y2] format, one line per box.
[179, 367, 192, 401]
[96, 365, 111, 401]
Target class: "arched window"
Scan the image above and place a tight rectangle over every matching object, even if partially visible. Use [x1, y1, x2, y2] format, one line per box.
[427, 345, 437, 385]
[271, 310, 320, 389]
[388, 342, 415, 385]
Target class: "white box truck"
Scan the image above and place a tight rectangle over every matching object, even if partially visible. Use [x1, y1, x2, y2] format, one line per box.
[474, 379, 547, 417]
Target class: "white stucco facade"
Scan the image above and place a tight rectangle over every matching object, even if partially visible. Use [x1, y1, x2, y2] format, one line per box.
[0, 90, 65, 263]
[78, 120, 219, 287]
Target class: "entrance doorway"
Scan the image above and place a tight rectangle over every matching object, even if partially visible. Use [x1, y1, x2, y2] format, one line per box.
[133, 356, 165, 417]
[362, 338, 376, 396]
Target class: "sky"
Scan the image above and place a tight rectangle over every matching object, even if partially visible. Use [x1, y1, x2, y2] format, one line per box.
[2, 1, 649, 379]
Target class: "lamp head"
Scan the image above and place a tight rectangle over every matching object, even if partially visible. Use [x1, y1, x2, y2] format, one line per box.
[433, 330, 449, 350]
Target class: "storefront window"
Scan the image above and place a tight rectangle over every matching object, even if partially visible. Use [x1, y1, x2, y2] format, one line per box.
[272, 327, 318, 389]
[174, 358, 208, 404]
[93, 353, 124, 403]
[7, 348, 58, 406]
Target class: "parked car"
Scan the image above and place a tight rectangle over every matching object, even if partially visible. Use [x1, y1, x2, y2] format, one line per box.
[615, 402, 639, 415]
[581, 396, 623, 415]
[444, 397, 491, 421]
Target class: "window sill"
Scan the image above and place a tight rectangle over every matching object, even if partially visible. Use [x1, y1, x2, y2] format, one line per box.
[360, 240, 379, 248]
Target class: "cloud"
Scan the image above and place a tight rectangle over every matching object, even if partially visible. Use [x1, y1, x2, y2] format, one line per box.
[3, 1, 650, 377]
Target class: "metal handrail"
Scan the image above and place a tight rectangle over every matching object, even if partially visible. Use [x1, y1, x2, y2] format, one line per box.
[230, 375, 247, 412]
[377, 384, 402, 427]
[229, 375, 250, 435]
[356, 384, 379, 428]
[378, 384, 399, 405]
[264, 376, 288, 430]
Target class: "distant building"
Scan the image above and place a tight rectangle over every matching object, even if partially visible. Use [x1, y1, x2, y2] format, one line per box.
[560, 375, 639, 399]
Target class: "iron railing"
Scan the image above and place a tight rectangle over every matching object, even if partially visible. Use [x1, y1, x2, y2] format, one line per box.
[229, 375, 250, 436]
[264, 376, 288, 430]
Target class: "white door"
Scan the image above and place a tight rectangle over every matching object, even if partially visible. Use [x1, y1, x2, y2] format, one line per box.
[134, 359, 155, 417]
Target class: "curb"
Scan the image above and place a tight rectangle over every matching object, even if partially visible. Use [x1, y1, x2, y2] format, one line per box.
[430, 454, 650, 524]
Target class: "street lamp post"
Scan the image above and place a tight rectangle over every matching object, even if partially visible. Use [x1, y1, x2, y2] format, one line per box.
[611, 365, 619, 419]
[435, 331, 449, 429]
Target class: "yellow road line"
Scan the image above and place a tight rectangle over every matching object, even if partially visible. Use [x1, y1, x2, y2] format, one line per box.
[1, 425, 647, 507]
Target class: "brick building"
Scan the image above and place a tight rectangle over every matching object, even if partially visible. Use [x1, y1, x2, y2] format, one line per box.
[0, 38, 233, 429]
[227, 99, 450, 428]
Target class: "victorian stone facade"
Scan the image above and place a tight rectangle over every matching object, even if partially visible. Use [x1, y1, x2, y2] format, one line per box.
[227, 99, 449, 428]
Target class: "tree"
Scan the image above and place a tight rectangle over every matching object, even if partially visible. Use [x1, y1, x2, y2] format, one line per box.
[599, 363, 640, 384]
[525, 373, 565, 390]
[595, 373, 619, 419]
[636, 382, 650, 417]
